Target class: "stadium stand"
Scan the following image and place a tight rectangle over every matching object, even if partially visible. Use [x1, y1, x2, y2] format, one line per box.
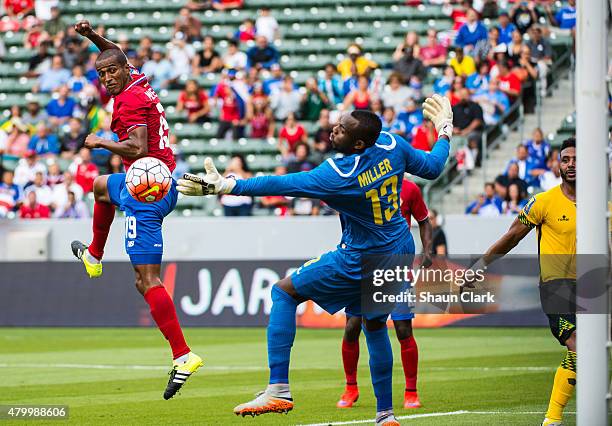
[0, 0, 578, 218]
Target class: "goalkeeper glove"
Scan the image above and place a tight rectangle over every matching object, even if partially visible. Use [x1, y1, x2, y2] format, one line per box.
[176, 157, 236, 196]
[422, 94, 453, 139]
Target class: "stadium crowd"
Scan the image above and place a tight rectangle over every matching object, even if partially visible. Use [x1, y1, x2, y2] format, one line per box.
[0, 0, 576, 218]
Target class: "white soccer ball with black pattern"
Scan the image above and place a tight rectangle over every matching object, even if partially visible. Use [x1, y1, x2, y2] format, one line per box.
[125, 157, 172, 203]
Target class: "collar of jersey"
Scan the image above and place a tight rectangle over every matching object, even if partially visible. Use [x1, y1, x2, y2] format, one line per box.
[117, 75, 147, 96]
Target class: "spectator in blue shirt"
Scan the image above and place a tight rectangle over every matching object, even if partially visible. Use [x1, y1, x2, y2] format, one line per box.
[28, 123, 60, 157]
[466, 182, 503, 216]
[0, 170, 21, 217]
[246, 36, 279, 70]
[497, 12, 517, 44]
[505, 144, 539, 187]
[547, 0, 576, 30]
[433, 66, 456, 95]
[46, 85, 76, 127]
[141, 48, 176, 91]
[523, 127, 550, 169]
[262, 63, 285, 95]
[35, 55, 71, 93]
[317, 63, 344, 107]
[380, 107, 407, 137]
[466, 62, 491, 93]
[396, 99, 423, 139]
[472, 78, 510, 125]
[455, 8, 488, 52]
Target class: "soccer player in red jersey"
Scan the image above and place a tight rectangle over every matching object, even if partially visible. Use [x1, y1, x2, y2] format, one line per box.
[69, 21, 202, 400]
[337, 179, 431, 410]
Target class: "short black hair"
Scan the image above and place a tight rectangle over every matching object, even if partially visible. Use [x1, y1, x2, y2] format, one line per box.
[95, 49, 127, 67]
[351, 110, 382, 147]
[560, 137, 576, 152]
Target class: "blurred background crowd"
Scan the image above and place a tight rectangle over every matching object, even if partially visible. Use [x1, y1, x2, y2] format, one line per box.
[0, 0, 580, 219]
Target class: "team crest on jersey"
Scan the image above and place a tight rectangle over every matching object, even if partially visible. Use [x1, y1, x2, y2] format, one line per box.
[558, 214, 570, 222]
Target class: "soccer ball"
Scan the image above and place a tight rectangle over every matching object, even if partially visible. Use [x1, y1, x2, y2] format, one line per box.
[125, 157, 172, 203]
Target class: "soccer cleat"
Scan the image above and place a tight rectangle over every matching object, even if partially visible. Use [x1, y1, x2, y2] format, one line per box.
[541, 418, 563, 426]
[233, 389, 294, 417]
[375, 412, 400, 426]
[403, 390, 422, 409]
[336, 386, 359, 408]
[71, 240, 102, 278]
[163, 352, 203, 400]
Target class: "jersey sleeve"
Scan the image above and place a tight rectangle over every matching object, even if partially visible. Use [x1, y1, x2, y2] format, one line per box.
[118, 94, 149, 134]
[231, 162, 340, 199]
[405, 183, 429, 222]
[396, 134, 449, 179]
[518, 194, 544, 228]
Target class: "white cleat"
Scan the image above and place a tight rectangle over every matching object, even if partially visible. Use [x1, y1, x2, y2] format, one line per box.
[375, 411, 400, 425]
[233, 387, 294, 417]
[541, 419, 563, 426]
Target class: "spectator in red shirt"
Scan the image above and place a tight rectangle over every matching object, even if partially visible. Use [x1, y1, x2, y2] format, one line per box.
[278, 113, 308, 159]
[72, 147, 99, 194]
[233, 18, 256, 43]
[497, 59, 521, 101]
[443, 0, 470, 32]
[411, 120, 437, 152]
[4, 0, 34, 17]
[247, 96, 275, 139]
[419, 29, 447, 67]
[214, 76, 245, 140]
[20, 191, 51, 219]
[176, 79, 210, 123]
[212, 0, 243, 10]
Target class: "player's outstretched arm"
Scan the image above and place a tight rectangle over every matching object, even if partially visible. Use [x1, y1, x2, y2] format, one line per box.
[417, 218, 433, 268]
[178, 157, 336, 199]
[74, 20, 123, 54]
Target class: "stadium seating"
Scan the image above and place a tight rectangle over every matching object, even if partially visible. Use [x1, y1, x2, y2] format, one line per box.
[0, 1, 575, 217]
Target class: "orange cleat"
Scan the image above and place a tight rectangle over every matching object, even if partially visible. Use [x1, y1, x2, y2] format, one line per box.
[233, 390, 294, 417]
[403, 390, 422, 409]
[336, 385, 359, 408]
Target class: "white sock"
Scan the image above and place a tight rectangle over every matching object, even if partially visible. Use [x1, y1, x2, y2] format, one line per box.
[266, 383, 292, 399]
[174, 353, 190, 365]
[85, 251, 100, 264]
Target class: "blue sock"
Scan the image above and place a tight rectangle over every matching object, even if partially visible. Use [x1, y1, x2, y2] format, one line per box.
[268, 285, 298, 384]
[363, 325, 393, 412]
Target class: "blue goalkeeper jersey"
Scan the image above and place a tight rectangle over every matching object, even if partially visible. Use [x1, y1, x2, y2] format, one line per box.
[232, 131, 449, 252]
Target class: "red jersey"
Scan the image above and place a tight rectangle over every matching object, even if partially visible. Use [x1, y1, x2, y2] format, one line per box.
[279, 125, 306, 153]
[4, 0, 33, 15]
[400, 179, 428, 225]
[214, 82, 241, 122]
[111, 70, 176, 172]
[499, 73, 521, 98]
[20, 203, 50, 219]
[75, 162, 99, 194]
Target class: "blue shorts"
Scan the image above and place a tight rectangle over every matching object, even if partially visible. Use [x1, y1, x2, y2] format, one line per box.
[107, 173, 178, 265]
[291, 239, 415, 322]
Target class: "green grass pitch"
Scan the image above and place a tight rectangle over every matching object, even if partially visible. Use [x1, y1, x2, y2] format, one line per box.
[0, 327, 574, 425]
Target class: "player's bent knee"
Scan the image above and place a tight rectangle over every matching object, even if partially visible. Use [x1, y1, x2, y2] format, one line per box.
[344, 316, 362, 341]
[393, 320, 413, 341]
[275, 277, 305, 303]
[93, 175, 111, 203]
[362, 317, 387, 332]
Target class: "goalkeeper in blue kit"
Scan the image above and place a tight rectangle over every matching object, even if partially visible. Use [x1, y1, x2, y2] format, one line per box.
[177, 95, 453, 426]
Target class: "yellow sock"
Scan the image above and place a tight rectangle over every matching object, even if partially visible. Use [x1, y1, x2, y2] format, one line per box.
[545, 351, 576, 421]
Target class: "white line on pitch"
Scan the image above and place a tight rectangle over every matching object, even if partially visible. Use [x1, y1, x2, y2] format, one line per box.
[0, 363, 264, 371]
[0, 363, 554, 372]
[299, 411, 577, 426]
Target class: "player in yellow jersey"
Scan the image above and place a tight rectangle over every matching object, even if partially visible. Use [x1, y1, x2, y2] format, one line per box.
[463, 138, 576, 426]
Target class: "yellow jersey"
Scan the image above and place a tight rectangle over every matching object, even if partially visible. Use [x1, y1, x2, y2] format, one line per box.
[337, 57, 378, 80]
[518, 185, 576, 282]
